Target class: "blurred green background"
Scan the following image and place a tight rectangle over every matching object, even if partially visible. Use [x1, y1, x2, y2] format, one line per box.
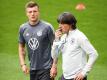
[0, 0, 107, 80]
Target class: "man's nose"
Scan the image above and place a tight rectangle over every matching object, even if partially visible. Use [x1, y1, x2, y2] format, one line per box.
[31, 12, 34, 15]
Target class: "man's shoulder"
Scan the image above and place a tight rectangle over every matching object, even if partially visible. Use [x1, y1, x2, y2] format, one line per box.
[19, 22, 29, 33]
[19, 22, 29, 29]
[40, 20, 52, 26]
[40, 20, 54, 31]
[75, 29, 88, 40]
[40, 20, 53, 28]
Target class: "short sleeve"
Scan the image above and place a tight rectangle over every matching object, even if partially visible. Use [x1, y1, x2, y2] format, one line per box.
[47, 25, 55, 44]
[18, 26, 25, 44]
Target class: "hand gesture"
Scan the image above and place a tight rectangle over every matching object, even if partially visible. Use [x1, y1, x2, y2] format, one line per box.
[21, 65, 29, 75]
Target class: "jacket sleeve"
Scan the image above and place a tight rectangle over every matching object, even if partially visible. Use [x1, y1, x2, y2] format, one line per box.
[78, 35, 98, 76]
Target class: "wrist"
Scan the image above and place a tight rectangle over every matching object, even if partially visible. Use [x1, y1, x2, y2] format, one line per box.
[21, 64, 26, 67]
[52, 63, 57, 68]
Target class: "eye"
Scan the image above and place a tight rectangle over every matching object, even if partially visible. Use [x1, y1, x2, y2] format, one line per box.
[33, 10, 38, 13]
[28, 11, 32, 13]
[34, 10, 37, 12]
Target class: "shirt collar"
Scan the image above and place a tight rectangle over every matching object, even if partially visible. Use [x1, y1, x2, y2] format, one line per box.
[28, 20, 40, 27]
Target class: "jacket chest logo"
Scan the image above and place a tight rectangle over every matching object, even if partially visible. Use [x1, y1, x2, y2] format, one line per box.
[70, 38, 75, 44]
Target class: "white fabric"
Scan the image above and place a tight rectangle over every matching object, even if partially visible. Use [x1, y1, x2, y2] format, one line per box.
[51, 29, 98, 79]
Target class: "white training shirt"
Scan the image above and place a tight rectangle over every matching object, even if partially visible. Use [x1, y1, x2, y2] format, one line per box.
[51, 29, 98, 79]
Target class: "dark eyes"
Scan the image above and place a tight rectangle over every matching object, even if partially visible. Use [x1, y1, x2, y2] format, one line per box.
[28, 10, 38, 13]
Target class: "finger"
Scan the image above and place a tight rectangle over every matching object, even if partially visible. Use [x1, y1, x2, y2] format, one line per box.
[51, 77, 54, 80]
[23, 68, 27, 74]
[26, 69, 29, 74]
[50, 73, 53, 78]
[25, 68, 29, 74]
[52, 74, 55, 77]
[50, 73, 56, 78]
[75, 76, 79, 80]
[25, 69, 28, 74]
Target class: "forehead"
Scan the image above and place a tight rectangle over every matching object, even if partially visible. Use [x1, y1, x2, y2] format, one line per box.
[59, 24, 70, 28]
[26, 6, 39, 11]
[60, 23, 69, 26]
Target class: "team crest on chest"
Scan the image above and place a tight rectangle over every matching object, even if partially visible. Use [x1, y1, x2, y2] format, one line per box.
[37, 31, 42, 36]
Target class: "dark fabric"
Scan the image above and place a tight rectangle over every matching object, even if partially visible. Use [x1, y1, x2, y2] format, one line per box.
[61, 75, 87, 80]
[19, 21, 54, 70]
[30, 69, 51, 80]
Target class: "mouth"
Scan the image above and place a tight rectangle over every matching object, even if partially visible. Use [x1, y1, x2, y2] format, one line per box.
[31, 17, 35, 18]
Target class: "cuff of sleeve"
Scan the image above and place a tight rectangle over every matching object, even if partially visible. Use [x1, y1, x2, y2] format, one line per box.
[54, 38, 60, 42]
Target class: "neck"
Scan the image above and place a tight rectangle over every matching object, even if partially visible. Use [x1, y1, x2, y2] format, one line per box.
[29, 19, 39, 26]
[66, 28, 73, 35]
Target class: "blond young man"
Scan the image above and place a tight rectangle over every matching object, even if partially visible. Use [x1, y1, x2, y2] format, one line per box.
[19, 1, 56, 80]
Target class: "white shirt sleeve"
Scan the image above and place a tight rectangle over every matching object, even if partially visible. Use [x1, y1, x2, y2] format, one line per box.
[51, 41, 60, 59]
[51, 39, 65, 59]
[78, 35, 98, 76]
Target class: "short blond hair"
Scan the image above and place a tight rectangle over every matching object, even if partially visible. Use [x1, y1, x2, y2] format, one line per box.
[25, 1, 39, 8]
